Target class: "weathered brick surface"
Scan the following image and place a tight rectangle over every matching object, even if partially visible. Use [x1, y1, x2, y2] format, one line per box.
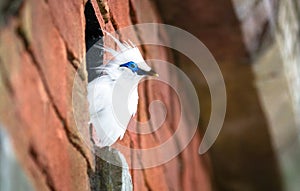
[2, 0, 292, 190]
[0, 19, 90, 191]
[0, 0, 211, 191]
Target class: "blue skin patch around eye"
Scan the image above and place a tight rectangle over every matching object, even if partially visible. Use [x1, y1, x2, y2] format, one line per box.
[120, 61, 139, 72]
[120, 61, 158, 76]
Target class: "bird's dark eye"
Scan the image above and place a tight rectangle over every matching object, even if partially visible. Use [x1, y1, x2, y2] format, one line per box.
[129, 63, 136, 68]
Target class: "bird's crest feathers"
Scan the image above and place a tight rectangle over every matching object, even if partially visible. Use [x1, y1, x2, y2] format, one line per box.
[93, 31, 151, 73]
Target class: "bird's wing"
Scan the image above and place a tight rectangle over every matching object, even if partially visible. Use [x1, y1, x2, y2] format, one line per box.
[87, 75, 129, 147]
[87, 76, 113, 115]
[90, 106, 126, 147]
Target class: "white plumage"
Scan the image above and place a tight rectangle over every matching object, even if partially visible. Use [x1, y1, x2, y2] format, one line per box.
[87, 32, 157, 147]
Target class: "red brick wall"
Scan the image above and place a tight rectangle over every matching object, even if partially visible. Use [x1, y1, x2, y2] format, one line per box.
[0, 0, 211, 190]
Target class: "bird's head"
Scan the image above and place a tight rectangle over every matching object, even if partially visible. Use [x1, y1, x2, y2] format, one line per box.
[103, 32, 158, 77]
[120, 61, 158, 76]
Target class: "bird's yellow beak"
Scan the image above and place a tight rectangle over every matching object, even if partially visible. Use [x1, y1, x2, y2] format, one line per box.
[146, 69, 159, 77]
[136, 68, 159, 77]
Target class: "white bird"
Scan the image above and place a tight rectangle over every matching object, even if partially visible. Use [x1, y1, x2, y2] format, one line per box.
[87, 32, 158, 148]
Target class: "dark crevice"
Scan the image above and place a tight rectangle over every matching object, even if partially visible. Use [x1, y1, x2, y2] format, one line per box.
[15, 25, 93, 171]
[85, 0, 104, 82]
[95, 0, 110, 23]
[66, 49, 79, 70]
[0, 59, 15, 95]
[128, 0, 137, 25]
[66, 48, 88, 82]
[0, 0, 23, 27]
[29, 146, 55, 191]
[16, 25, 29, 48]
[85, 0, 103, 51]
[129, 0, 137, 24]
